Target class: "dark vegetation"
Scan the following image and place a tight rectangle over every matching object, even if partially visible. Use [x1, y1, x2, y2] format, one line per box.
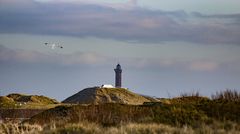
[25, 90, 240, 130]
[0, 109, 44, 122]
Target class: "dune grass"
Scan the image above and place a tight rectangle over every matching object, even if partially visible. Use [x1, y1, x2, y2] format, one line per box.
[211, 89, 240, 101]
[0, 123, 43, 134]
[25, 92, 240, 127]
[1, 121, 240, 134]
[1, 89, 240, 133]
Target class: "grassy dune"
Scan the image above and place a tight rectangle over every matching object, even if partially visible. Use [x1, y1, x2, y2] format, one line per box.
[0, 93, 59, 109]
[1, 90, 240, 133]
[26, 96, 240, 127]
[62, 87, 156, 105]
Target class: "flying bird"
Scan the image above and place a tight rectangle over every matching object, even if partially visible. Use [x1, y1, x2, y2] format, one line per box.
[45, 42, 63, 49]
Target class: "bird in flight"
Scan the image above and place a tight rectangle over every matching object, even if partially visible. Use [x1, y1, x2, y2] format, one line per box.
[44, 43, 63, 49]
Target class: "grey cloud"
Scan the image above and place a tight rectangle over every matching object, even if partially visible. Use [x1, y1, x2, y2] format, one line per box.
[0, 0, 240, 45]
[0, 45, 108, 66]
[192, 12, 240, 19]
[0, 45, 48, 63]
[118, 57, 223, 72]
[192, 12, 240, 26]
[1, 45, 239, 73]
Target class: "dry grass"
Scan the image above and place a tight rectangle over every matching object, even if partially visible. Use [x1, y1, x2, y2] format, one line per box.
[180, 91, 201, 98]
[211, 89, 240, 101]
[50, 123, 193, 134]
[0, 123, 42, 134]
[1, 122, 240, 134]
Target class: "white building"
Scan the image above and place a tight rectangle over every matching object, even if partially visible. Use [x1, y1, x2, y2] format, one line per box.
[101, 84, 114, 88]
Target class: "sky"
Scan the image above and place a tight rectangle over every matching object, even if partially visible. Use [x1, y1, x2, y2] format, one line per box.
[0, 0, 240, 101]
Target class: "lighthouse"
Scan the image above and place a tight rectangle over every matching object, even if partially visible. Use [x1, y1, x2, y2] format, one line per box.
[114, 64, 122, 88]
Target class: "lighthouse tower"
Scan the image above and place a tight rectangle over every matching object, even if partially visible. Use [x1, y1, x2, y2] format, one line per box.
[114, 64, 122, 88]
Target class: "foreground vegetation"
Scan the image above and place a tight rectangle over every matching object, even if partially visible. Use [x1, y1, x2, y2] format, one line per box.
[26, 94, 240, 127]
[0, 89, 240, 133]
[1, 121, 240, 134]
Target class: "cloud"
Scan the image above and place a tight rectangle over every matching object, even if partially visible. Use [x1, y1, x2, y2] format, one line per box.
[189, 61, 219, 71]
[0, 45, 47, 63]
[2, 45, 239, 73]
[192, 12, 240, 19]
[121, 57, 221, 72]
[1, 0, 240, 45]
[61, 52, 108, 65]
[34, 0, 138, 10]
[0, 45, 108, 66]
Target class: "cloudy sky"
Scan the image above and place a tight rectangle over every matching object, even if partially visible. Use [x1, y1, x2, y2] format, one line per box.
[0, 0, 240, 101]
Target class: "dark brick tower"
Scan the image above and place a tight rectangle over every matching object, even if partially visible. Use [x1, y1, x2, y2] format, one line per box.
[114, 64, 122, 88]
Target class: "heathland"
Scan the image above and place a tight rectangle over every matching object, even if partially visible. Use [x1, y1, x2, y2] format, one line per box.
[0, 89, 240, 134]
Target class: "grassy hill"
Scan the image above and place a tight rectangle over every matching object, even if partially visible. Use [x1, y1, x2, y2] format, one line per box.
[0, 96, 15, 108]
[0, 93, 59, 109]
[26, 95, 240, 127]
[7, 93, 59, 104]
[62, 87, 158, 105]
